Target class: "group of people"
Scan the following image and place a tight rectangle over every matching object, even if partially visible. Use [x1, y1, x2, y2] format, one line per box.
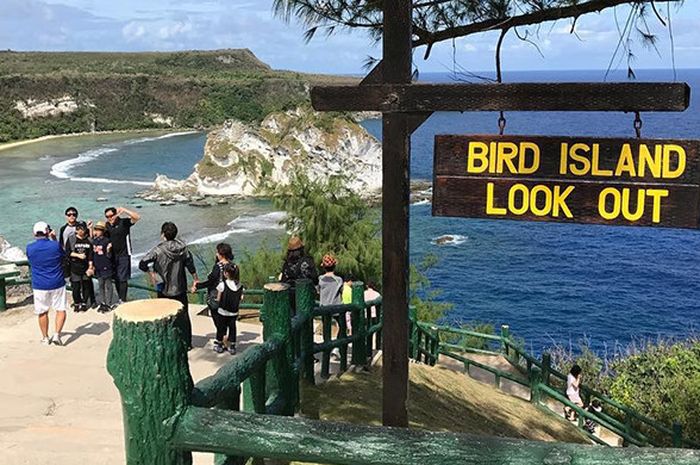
[26, 206, 140, 345]
[26, 209, 377, 356]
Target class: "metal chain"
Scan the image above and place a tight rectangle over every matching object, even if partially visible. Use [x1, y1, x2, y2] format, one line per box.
[498, 111, 507, 136]
[634, 111, 643, 139]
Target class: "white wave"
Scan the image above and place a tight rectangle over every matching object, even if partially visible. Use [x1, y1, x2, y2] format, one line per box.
[68, 176, 153, 186]
[431, 234, 468, 246]
[188, 228, 251, 245]
[50, 147, 118, 179]
[411, 199, 431, 206]
[227, 211, 286, 231]
[187, 212, 287, 247]
[121, 131, 199, 146]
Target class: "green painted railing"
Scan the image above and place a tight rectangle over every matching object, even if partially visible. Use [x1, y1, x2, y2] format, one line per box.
[408, 318, 699, 449]
[107, 282, 700, 465]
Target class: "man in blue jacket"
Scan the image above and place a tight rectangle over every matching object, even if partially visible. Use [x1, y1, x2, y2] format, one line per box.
[26, 221, 68, 345]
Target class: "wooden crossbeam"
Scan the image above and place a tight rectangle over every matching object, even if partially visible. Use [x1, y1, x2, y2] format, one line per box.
[311, 82, 690, 113]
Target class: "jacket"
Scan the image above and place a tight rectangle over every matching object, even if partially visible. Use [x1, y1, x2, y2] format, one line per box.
[138, 239, 196, 297]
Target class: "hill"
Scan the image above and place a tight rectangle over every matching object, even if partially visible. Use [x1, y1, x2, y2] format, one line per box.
[0, 50, 353, 143]
[302, 361, 589, 444]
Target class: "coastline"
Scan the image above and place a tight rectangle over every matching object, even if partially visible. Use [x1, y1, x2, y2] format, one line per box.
[0, 128, 201, 153]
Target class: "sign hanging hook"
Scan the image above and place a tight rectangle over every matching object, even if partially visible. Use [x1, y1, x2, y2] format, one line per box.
[633, 111, 643, 139]
[498, 111, 507, 136]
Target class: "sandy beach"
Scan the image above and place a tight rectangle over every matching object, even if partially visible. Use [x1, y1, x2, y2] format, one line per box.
[0, 128, 198, 153]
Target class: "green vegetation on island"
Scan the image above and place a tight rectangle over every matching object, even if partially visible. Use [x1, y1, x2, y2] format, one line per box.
[0, 50, 353, 142]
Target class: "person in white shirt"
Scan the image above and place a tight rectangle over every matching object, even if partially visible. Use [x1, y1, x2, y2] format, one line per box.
[565, 364, 584, 420]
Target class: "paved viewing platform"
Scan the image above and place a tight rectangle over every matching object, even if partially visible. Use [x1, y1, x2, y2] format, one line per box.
[0, 299, 264, 465]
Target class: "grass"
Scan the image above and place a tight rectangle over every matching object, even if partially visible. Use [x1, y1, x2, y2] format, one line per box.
[301, 360, 589, 444]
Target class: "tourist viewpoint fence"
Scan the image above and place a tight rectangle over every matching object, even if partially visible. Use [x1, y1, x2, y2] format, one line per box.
[102, 278, 700, 465]
[3, 260, 700, 462]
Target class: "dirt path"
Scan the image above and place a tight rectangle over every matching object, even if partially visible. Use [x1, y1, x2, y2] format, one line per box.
[0, 300, 263, 465]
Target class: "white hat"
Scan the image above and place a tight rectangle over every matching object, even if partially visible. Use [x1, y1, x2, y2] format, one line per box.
[33, 221, 49, 235]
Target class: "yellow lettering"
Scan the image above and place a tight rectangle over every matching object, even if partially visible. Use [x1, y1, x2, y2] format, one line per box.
[569, 143, 591, 176]
[615, 144, 637, 177]
[638, 144, 661, 178]
[621, 188, 645, 222]
[663, 144, 686, 179]
[553, 185, 574, 218]
[646, 189, 669, 223]
[467, 142, 489, 174]
[598, 187, 620, 220]
[519, 142, 540, 174]
[508, 184, 529, 215]
[530, 185, 552, 217]
[486, 182, 507, 215]
[497, 142, 518, 174]
[489, 142, 498, 174]
[559, 143, 568, 175]
[591, 144, 613, 176]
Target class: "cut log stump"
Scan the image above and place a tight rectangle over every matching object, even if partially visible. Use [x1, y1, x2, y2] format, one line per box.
[107, 299, 193, 465]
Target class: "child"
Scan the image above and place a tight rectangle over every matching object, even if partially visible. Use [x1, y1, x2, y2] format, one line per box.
[584, 399, 603, 434]
[66, 222, 94, 312]
[214, 263, 242, 354]
[91, 221, 115, 312]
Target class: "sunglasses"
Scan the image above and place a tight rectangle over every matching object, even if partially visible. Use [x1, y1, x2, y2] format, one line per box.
[66, 212, 77, 217]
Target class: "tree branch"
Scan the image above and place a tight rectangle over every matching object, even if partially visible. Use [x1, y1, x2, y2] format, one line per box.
[412, 0, 681, 48]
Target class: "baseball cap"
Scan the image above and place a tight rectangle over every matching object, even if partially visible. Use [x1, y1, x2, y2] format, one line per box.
[33, 221, 49, 235]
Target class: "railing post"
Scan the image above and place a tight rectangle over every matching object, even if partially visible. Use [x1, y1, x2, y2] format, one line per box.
[260, 282, 295, 415]
[351, 281, 368, 367]
[0, 277, 8, 311]
[529, 366, 542, 405]
[409, 306, 418, 360]
[673, 421, 683, 448]
[295, 279, 316, 385]
[541, 352, 551, 387]
[107, 299, 193, 465]
[500, 324, 510, 359]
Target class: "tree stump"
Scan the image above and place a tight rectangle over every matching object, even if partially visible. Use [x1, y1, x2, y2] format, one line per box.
[107, 299, 193, 465]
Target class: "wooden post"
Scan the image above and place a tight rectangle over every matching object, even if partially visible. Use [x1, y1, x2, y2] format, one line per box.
[106, 299, 193, 465]
[673, 422, 683, 448]
[541, 352, 552, 387]
[295, 279, 316, 385]
[350, 281, 368, 367]
[501, 325, 510, 359]
[0, 278, 6, 311]
[260, 282, 296, 415]
[381, 0, 412, 429]
[529, 367, 542, 405]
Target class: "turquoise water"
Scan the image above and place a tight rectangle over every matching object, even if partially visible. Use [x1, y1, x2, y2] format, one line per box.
[2, 68, 700, 352]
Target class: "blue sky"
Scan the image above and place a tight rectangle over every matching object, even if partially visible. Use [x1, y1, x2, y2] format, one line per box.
[1, 0, 698, 74]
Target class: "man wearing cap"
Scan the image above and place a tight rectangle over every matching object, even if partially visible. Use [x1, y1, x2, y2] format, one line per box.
[26, 222, 68, 345]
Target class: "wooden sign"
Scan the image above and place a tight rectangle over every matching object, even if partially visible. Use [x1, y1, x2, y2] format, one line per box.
[433, 135, 700, 228]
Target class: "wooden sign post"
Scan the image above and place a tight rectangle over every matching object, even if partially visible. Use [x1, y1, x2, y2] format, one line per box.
[434, 136, 700, 228]
[310, 0, 691, 428]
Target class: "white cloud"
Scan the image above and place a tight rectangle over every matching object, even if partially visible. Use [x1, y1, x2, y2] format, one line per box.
[122, 21, 147, 41]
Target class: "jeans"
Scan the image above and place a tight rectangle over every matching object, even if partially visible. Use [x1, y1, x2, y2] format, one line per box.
[97, 277, 116, 306]
[70, 274, 93, 306]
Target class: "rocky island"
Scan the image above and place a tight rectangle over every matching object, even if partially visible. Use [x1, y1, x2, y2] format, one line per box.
[144, 108, 382, 200]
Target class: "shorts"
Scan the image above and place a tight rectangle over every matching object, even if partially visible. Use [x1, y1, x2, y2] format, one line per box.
[33, 287, 68, 315]
[115, 255, 131, 282]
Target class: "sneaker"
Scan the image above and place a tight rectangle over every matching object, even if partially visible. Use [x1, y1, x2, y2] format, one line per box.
[213, 341, 225, 354]
[80, 303, 89, 312]
[228, 344, 236, 355]
[97, 304, 108, 313]
[72, 303, 81, 312]
[50, 334, 63, 346]
[41, 336, 50, 346]
[90, 302, 100, 310]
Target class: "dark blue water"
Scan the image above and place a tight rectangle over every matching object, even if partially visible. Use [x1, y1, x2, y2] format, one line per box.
[363, 69, 700, 352]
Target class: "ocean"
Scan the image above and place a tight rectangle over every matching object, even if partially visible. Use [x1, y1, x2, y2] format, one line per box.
[1, 68, 699, 353]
